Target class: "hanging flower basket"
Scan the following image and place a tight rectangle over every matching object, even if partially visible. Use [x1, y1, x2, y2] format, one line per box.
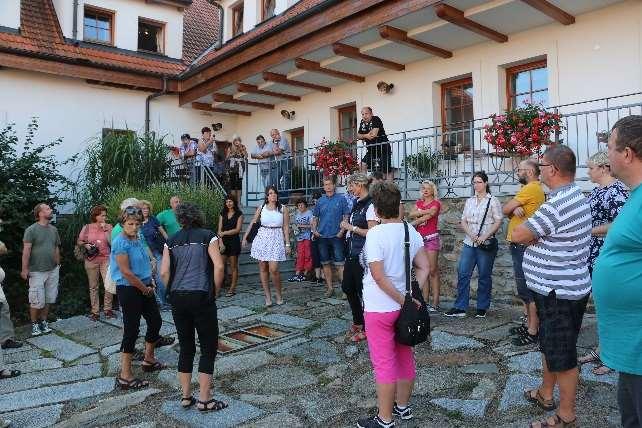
[313, 138, 359, 177]
[483, 104, 563, 157]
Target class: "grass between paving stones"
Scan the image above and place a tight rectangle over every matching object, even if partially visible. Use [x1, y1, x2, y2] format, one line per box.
[455, 379, 479, 396]
[445, 409, 465, 420]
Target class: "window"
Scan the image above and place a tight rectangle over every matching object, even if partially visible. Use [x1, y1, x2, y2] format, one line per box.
[507, 60, 548, 109]
[338, 105, 357, 143]
[83, 6, 113, 45]
[231, 2, 244, 37]
[441, 77, 474, 154]
[262, 0, 276, 21]
[290, 128, 304, 167]
[138, 18, 164, 53]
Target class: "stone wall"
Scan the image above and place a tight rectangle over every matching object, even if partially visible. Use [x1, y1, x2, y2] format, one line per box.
[403, 196, 518, 305]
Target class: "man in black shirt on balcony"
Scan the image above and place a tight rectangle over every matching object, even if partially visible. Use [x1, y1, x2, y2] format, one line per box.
[357, 107, 393, 181]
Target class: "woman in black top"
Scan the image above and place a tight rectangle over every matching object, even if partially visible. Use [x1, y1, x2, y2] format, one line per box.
[217, 195, 243, 297]
[160, 203, 226, 412]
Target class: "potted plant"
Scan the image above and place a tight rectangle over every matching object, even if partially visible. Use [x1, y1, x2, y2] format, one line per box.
[313, 138, 359, 178]
[402, 147, 444, 181]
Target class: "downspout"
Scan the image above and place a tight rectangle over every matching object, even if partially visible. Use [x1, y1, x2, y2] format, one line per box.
[72, 0, 79, 40]
[145, 76, 168, 136]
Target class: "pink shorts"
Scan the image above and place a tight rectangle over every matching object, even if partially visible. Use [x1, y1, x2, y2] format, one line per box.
[364, 310, 416, 384]
[423, 234, 440, 252]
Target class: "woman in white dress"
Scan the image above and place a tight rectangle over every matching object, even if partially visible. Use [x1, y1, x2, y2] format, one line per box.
[242, 186, 291, 306]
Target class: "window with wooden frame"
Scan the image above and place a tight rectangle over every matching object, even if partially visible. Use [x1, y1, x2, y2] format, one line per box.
[83, 5, 114, 45]
[231, 2, 244, 37]
[262, 0, 276, 21]
[290, 128, 304, 167]
[441, 77, 474, 154]
[507, 60, 548, 109]
[338, 104, 357, 143]
[138, 18, 165, 53]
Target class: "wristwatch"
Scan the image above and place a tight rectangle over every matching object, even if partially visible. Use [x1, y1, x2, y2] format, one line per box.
[352, 226, 357, 232]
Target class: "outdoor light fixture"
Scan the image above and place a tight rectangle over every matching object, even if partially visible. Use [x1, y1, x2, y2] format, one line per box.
[211, 123, 223, 131]
[280, 110, 296, 120]
[377, 81, 394, 94]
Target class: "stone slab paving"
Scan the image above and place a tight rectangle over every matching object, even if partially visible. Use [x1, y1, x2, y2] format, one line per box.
[71, 323, 123, 349]
[259, 313, 314, 329]
[100, 343, 121, 357]
[4, 357, 63, 374]
[430, 398, 491, 418]
[471, 378, 497, 399]
[71, 353, 101, 366]
[0, 404, 63, 428]
[272, 340, 340, 365]
[462, 363, 499, 374]
[430, 331, 484, 351]
[580, 363, 618, 385]
[499, 374, 559, 411]
[240, 411, 304, 427]
[28, 333, 96, 362]
[216, 350, 274, 376]
[230, 293, 268, 309]
[161, 394, 264, 427]
[507, 351, 542, 373]
[50, 315, 94, 335]
[0, 362, 102, 394]
[308, 318, 347, 338]
[0, 377, 115, 413]
[160, 310, 175, 325]
[298, 391, 350, 423]
[266, 336, 310, 353]
[217, 305, 255, 321]
[4, 348, 42, 364]
[232, 366, 317, 393]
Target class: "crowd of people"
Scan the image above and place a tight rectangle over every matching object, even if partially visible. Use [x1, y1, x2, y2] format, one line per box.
[0, 115, 640, 428]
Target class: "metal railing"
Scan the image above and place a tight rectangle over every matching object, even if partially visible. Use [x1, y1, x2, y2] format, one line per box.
[167, 158, 226, 194]
[240, 92, 642, 205]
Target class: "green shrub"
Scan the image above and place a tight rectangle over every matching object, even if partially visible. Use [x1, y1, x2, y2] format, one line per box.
[105, 183, 224, 229]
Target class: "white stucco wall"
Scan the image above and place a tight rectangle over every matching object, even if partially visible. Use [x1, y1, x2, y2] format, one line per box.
[0, 69, 237, 178]
[52, 0, 184, 59]
[0, 0, 20, 30]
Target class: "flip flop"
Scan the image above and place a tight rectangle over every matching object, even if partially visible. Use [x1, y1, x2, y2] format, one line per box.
[578, 349, 600, 365]
[141, 360, 166, 373]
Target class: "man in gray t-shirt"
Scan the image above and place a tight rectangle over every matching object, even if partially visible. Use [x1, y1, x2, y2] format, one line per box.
[21, 203, 61, 337]
[250, 135, 275, 189]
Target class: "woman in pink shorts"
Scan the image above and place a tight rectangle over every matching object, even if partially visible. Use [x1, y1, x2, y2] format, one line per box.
[409, 180, 442, 311]
[357, 182, 430, 428]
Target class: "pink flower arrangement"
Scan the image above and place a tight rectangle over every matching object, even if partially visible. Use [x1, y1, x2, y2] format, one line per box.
[314, 138, 359, 177]
[483, 104, 563, 156]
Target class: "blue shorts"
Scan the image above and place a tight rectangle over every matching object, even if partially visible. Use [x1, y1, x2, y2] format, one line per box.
[317, 237, 345, 266]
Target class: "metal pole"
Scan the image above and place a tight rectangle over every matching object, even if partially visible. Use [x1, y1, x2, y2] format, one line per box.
[402, 132, 408, 200]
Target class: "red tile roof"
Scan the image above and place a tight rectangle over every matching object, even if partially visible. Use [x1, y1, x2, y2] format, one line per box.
[182, 0, 220, 63]
[192, 0, 325, 68]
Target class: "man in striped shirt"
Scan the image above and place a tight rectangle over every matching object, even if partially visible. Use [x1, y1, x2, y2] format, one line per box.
[512, 144, 591, 428]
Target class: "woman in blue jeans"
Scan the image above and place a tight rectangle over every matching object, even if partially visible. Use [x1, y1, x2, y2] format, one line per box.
[139, 200, 170, 310]
[445, 171, 503, 318]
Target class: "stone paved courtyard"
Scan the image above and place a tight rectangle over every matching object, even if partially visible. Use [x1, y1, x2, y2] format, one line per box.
[0, 279, 621, 427]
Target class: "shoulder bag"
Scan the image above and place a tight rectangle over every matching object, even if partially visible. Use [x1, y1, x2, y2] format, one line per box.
[394, 222, 431, 346]
[246, 205, 264, 243]
[477, 198, 498, 252]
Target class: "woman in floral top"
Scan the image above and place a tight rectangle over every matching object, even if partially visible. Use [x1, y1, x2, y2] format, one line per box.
[579, 151, 629, 375]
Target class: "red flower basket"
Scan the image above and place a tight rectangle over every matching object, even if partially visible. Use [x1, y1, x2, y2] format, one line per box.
[314, 138, 359, 177]
[483, 104, 563, 156]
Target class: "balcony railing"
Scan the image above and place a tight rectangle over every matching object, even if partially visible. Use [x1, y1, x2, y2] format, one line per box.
[167, 158, 226, 194]
[241, 92, 642, 205]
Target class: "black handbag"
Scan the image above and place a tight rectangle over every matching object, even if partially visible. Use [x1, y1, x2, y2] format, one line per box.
[394, 222, 431, 347]
[246, 205, 264, 243]
[477, 198, 498, 252]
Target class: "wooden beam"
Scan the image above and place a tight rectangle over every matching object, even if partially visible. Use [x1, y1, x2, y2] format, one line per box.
[191, 102, 252, 116]
[520, 0, 575, 25]
[237, 83, 301, 101]
[212, 93, 274, 109]
[332, 43, 405, 71]
[378, 25, 452, 58]
[294, 58, 365, 83]
[179, 0, 442, 105]
[262, 72, 331, 93]
[434, 4, 508, 43]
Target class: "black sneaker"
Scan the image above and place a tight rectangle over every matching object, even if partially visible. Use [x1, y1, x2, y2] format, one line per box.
[444, 308, 466, 317]
[509, 324, 528, 336]
[356, 415, 395, 428]
[287, 274, 300, 283]
[295, 274, 305, 282]
[512, 332, 539, 346]
[475, 309, 487, 318]
[392, 403, 413, 420]
[1, 339, 23, 349]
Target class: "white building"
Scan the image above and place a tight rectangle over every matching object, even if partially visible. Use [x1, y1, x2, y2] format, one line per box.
[1, 0, 641, 204]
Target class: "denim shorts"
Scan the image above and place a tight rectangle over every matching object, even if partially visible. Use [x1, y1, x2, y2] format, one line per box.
[317, 237, 345, 266]
[510, 243, 533, 304]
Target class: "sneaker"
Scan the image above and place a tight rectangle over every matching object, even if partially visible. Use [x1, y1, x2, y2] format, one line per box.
[1, 419, 12, 428]
[444, 308, 466, 317]
[31, 323, 42, 337]
[39, 320, 52, 334]
[512, 332, 539, 346]
[288, 274, 301, 282]
[295, 274, 305, 282]
[509, 324, 528, 336]
[427, 304, 440, 313]
[475, 309, 487, 318]
[1, 339, 23, 349]
[356, 415, 395, 428]
[392, 403, 413, 420]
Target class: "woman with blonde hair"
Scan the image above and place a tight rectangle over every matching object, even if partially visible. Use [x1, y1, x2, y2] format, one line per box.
[408, 180, 442, 311]
[228, 135, 248, 206]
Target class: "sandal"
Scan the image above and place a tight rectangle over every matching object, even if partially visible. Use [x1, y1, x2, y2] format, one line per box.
[181, 396, 196, 409]
[524, 388, 556, 411]
[225, 290, 236, 297]
[509, 324, 528, 336]
[0, 369, 21, 379]
[155, 336, 175, 348]
[89, 313, 99, 321]
[345, 324, 361, 339]
[592, 364, 614, 376]
[141, 360, 166, 373]
[530, 414, 577, 428]
[104, 310, 116, 319]
[116, 377, 149, 390]
[578, 349, 600, 365]
[511, 332, 538, 346]
[350, 331, 367, 343]
[197, 398, 229, 412]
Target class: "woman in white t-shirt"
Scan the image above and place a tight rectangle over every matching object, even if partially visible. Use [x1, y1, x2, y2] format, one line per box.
[357, 182, 430, 428]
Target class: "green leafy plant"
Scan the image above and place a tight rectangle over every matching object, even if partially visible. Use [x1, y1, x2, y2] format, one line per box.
[402, 147, 444, 180]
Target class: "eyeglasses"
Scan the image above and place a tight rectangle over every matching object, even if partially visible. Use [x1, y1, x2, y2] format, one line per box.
[538, 163, 552, 167]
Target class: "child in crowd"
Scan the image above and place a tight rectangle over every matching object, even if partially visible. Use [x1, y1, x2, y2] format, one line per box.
[289, 199, 313, 282]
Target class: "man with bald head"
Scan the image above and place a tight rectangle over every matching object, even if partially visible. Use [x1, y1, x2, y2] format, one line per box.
[503, 159, 545, 346]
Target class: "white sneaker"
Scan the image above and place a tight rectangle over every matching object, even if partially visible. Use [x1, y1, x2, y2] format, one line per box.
[1, 418, 13, 428]
[39, 320, 52, 334]
[31, 323, 42, 336]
